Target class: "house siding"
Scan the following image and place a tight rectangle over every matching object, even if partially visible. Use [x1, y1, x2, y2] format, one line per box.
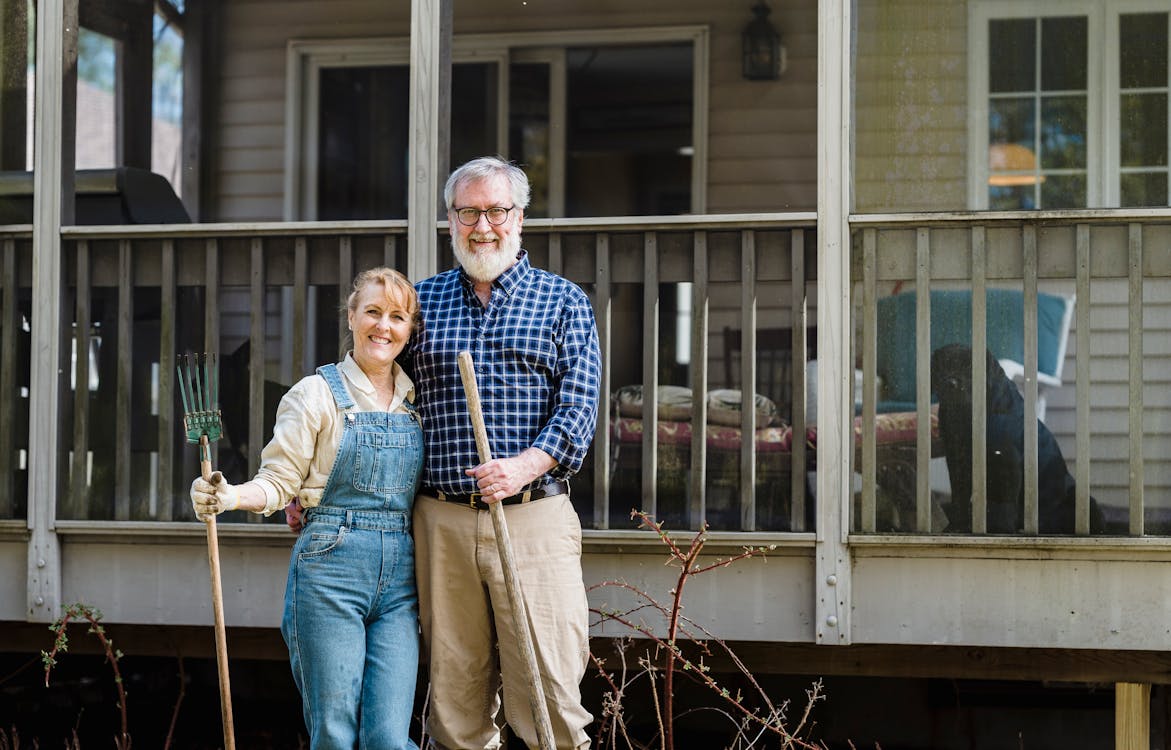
[853, 0, 969, 212]
[212, 0, 818, 223]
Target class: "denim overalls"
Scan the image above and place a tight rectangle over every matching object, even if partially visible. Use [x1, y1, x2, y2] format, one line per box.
[280, 363, 423, 750]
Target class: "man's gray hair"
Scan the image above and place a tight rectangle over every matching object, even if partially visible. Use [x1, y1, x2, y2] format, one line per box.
[444, 156, 531, 211]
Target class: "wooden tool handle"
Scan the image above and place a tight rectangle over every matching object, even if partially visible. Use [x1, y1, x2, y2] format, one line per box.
[457, 352, 556, 750]
[200, 435, 236, 750]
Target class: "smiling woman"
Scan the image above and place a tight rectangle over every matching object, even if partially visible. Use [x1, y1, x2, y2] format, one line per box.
[186, 266, 425, 749]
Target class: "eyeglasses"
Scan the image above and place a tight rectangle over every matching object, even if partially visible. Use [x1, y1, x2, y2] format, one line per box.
[452, 206, 515, 226]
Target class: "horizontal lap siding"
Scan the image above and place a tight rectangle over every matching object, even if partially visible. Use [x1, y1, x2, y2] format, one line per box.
[1046, 279, 1171, 515]
[853, 0, 968, 212]
[213, 0, 816, 221]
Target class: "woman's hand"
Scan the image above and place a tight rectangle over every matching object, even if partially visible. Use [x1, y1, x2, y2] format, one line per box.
[285, 499, 305, 533]
[190, 471, 241, 521]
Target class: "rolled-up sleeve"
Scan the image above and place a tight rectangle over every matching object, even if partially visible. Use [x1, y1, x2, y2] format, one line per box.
[253, 385, 322, 515]
[532, 291, 601, 477]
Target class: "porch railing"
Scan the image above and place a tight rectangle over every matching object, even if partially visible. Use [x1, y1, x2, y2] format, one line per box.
[851, 210, 1171, 538]
[1, 210, 1168, 538]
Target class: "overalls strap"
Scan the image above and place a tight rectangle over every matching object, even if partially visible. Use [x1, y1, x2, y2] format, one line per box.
[316, 363, 355, 410]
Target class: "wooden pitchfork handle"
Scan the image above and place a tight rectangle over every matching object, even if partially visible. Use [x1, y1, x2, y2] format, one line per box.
[457, 352, 556, 750]
[200, 437, 237, 750]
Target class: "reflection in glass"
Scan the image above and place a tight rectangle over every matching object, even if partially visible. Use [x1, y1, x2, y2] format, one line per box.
[988, 98, 1035, 146]
[1120, 14, 1167, 89]
[1040, 174, 1085, 209]
[1121, 172, 1168, 207]
[1039, 17, 1086, 91]
[1039, 96, 1087, 170]
[989, 18, 1033, 93]
[989, 183, 1035, 211]
[1120, 93, 1168, 168]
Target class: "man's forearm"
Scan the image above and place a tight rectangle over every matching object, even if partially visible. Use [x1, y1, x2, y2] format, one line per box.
[517, 447, 557, 484]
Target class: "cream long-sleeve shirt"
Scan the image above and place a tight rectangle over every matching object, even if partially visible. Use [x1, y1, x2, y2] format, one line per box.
[252, 353, 416, 515]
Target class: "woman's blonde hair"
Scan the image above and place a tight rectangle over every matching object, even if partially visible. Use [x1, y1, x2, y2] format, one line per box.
[346, 267, 419, 326]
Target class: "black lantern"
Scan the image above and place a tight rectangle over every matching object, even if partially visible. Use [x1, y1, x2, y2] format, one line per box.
[742, 1, 782, 81]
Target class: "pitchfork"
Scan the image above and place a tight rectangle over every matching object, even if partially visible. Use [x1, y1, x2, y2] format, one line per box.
[177, 353, 237, 750]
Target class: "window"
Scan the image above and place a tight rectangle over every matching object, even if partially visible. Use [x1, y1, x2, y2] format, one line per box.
[286, 27, 708, 220]
[986, 16, 1088, 209]
[1117, 12, 1169, 206]
[971, 2, 1171, 209]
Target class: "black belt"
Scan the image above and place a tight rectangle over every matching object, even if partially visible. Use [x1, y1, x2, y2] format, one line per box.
[421, 480, 569, 511]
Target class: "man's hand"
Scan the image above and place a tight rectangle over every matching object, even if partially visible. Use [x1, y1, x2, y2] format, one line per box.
[466, 448, 557, 503]
[190, 471, 240, 521]
[285, 499, 304, 533]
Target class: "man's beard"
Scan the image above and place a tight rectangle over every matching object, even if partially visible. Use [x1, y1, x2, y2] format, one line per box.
[452, 230, 521, 283]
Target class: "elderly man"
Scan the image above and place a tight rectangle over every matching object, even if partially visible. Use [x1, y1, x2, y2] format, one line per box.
[409, 156, 600, 750]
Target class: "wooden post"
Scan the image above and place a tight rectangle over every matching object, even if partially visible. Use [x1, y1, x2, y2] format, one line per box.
[1115, 682, 1150, 750]
[407, 0, 451, 282]
[28, 0, 78, 623]
[116, 1, 154, 169]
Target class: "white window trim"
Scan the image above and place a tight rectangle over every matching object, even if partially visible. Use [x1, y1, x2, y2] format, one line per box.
[283, 25, 710, 221]
[969, 1, 1170, 209]
[967, 1, 1104, 209]
[1104, 2, 1171, 206]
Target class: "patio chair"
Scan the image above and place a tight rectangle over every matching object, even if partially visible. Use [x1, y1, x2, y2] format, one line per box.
[875, 288, 1074, 420]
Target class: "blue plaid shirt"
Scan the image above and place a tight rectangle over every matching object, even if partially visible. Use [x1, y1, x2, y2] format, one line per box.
[406, 251, 601, 494]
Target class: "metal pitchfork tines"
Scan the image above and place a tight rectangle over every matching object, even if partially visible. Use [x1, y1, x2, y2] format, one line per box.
[177, 352, 223, 474]
[175, 351, 237, 750]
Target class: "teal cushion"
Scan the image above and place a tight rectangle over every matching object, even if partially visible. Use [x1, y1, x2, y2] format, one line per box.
[876, 288, 1068, 406]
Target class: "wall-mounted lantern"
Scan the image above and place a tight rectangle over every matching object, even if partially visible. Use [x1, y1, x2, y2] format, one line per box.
[742, 1, 783, 81]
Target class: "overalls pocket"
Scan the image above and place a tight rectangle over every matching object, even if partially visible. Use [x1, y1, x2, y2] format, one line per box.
[353, 429, 419, 494]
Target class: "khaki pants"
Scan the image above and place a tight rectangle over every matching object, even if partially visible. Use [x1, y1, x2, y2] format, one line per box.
[414, 493, 592, 750]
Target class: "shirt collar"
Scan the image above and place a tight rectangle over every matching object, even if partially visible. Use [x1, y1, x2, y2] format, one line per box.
[459, 248, 529, 300]
[339, 352, 416, 407]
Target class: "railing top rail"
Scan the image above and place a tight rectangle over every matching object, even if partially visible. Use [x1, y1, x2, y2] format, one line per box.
[0, 225, 33, 237]
[52, 212, 818, 241]
[60, 219, 411, 239]
[851, 207, 1171, 227]
[522, 212, 818, 231]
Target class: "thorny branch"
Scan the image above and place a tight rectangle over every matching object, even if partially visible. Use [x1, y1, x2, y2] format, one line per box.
[589, 511, 825, 750]
[42, 604, 131, 750]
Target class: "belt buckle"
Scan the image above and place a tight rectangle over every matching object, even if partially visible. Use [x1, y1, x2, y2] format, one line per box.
[469, 492, 482, 509]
